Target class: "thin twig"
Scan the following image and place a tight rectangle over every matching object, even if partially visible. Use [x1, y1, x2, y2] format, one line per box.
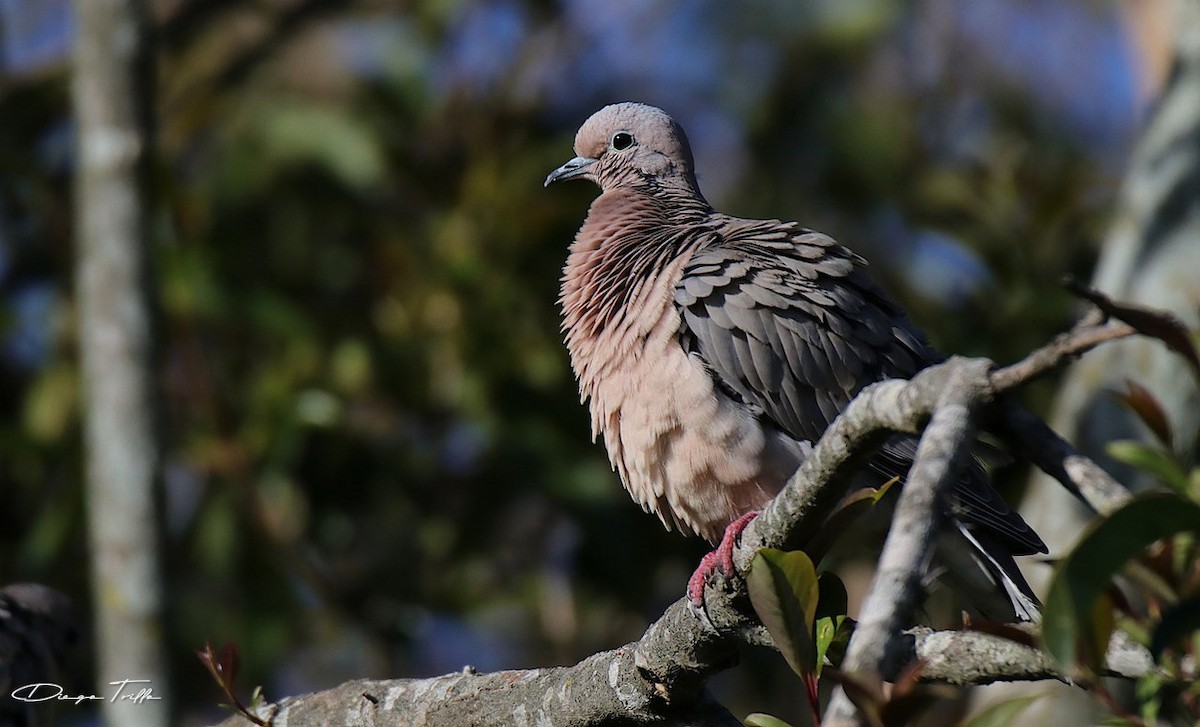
[991, 319, 1136, 392]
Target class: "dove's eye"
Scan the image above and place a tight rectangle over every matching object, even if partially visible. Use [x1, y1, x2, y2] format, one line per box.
[611, 132, 635, 151]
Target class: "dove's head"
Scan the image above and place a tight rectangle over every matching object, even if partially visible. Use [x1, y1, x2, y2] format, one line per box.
[545, 103, 699, 192]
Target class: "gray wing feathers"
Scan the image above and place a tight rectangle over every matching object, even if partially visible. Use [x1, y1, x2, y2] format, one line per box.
[874, 436, 1046, 555]
[676, 228, 928, 446]
[675, 225, 1047, 558]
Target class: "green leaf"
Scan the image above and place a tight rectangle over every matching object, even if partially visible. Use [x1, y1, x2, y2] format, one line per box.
[22, 363, 77, 443]
[744, 714, 796, 727]
[1106, 440, 1190, 493]
[1043, 492, 1200, 672]
[814, 572, 850, 675]
[805, 478, 897, 562]
[1135, 672, 1162, 723]
[816, 616, 852, 676]
[1150, 596, 1200, 660]
[962, 694, 1045, 727]
[1118, 616, 1150, 646]
[248, 102, 387, 191]
[747, 548, 820, 677]
[1083, 593, 1115, 669]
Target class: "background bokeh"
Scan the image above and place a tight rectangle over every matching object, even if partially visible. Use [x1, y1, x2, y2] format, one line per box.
[0, 0, 1173, 723]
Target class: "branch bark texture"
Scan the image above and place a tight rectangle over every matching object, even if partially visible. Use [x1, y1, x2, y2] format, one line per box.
[824, 362, 987, 726]
[225, 646, 743, 727]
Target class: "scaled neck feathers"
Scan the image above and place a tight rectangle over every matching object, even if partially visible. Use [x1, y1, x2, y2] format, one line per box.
[559, 184, 714, 397]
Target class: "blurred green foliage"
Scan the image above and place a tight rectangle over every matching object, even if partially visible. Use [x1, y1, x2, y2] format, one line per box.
[1043, 381, 1200, 726]
[0, 0, 1145, 722]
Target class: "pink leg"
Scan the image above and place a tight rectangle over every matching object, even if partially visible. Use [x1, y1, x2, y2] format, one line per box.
[687, 511, 759, 606]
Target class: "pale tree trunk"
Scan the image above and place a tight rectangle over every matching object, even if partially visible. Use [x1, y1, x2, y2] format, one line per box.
[981, 0, 1200, 722]
[1020, 0, 1200, 609]
[72, 0, 170, 725]
[1027, 0, 1200, 525]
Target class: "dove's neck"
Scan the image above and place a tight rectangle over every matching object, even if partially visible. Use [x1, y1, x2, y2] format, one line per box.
[558, 186, 711, 397]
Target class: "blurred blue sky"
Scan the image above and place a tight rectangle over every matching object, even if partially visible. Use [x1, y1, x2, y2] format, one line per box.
[952, 2, 1138, 145]
[1, 1, 1143, 150]
[0, 0, 71, 76]
[433, 0, 1140, 191]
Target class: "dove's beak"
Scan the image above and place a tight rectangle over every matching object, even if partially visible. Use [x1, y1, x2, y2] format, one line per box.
[544, 156, 596, 187]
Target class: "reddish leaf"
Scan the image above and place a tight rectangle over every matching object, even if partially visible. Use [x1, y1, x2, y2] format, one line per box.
[196, 642, 222, 685]
[217, 641, 240, 682]
[1143, 539, 1175, 581]
[196, 641, 267, 726]
[881, 684, 959, 727]
[1066, 279, 1200, 378]
[824, 668, 886, 727]
[1104, 580, 1138, 620]
[1116, 380, 1174, 448]
[890, 659, 926, 699]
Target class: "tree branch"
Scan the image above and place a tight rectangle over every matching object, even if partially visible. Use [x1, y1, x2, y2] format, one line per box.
[889, 627, 1153, 685]
[224, 645, 742, 727]
[989, 311, 1134, 392]
[994, 404, 1133, 516]
[213, 313, 1145, 726]
[214, 623, 1156, 726]
[824, 361, 989, 726]
[989, 309, 1135, 516]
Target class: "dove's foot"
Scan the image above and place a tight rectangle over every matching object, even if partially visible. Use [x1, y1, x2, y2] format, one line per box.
[687, 511, 759, 607]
